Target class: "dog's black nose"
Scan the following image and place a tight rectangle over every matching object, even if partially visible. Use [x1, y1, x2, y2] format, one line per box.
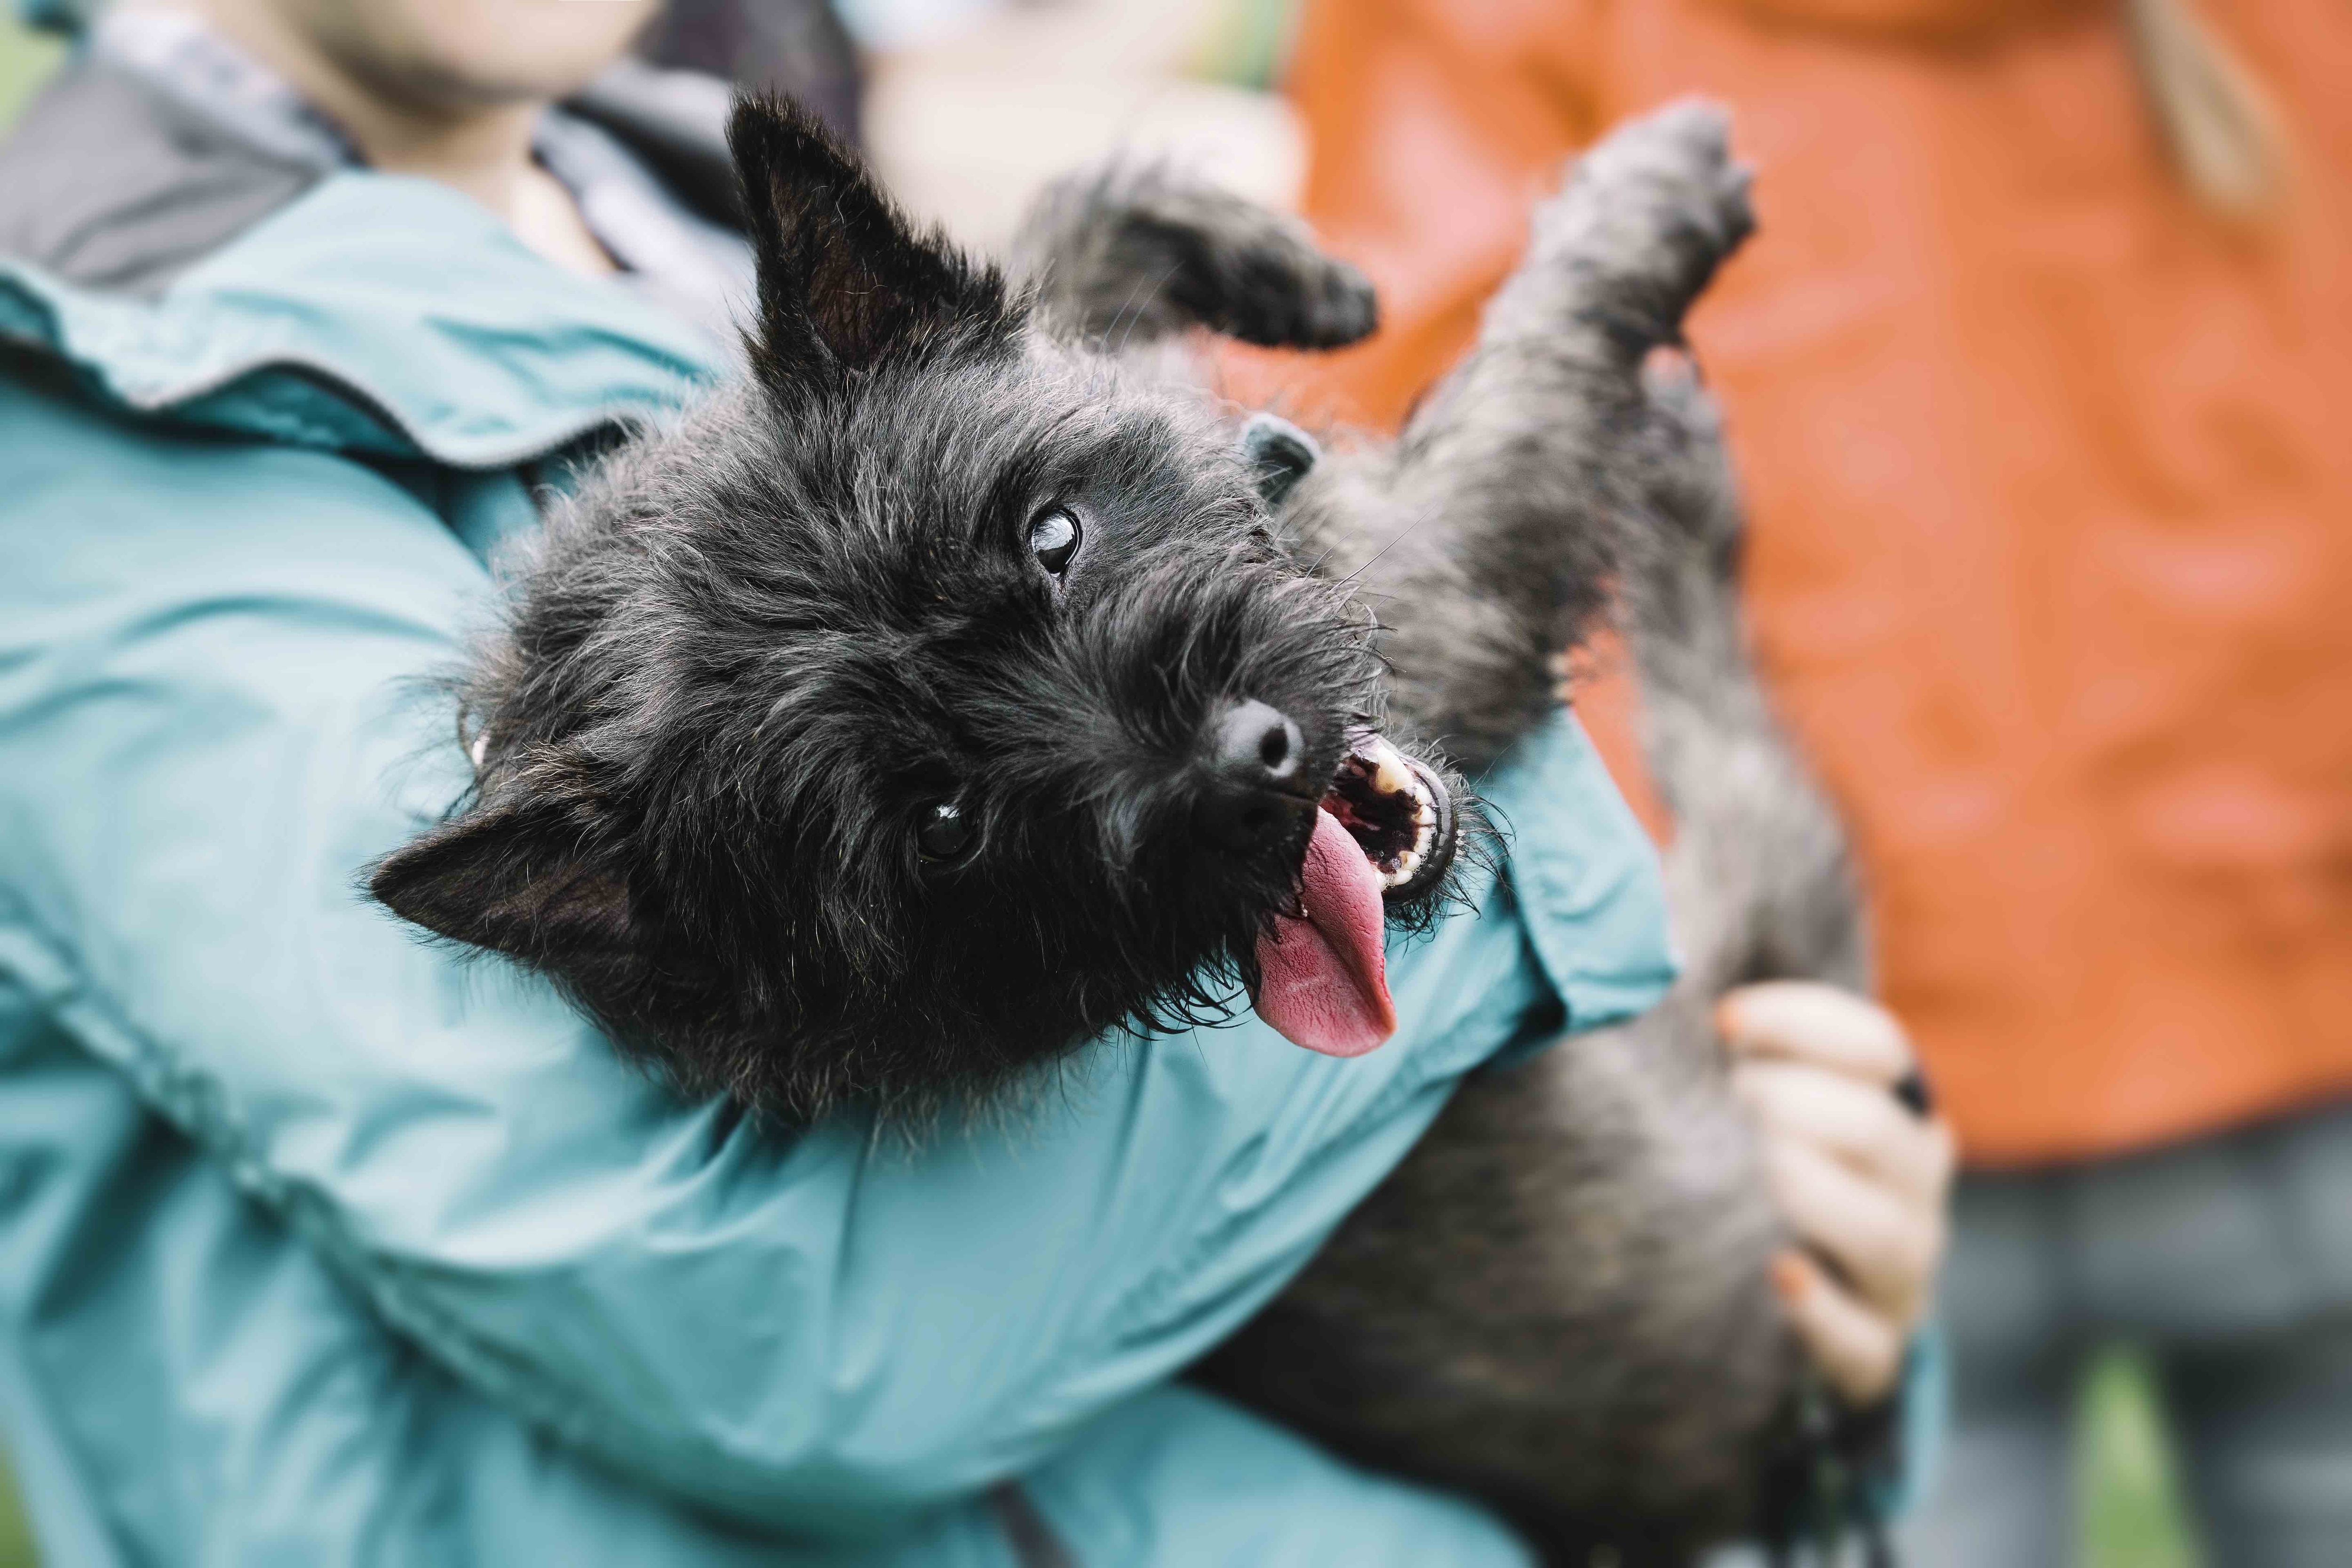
[1199, 700, 1312, 852]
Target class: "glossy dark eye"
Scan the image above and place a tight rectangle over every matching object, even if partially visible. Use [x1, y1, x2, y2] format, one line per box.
[917, 801, 974, 862]
[1027, 505, 1081, 576]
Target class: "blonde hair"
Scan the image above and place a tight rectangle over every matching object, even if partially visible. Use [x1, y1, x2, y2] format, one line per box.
[2126, 0, 2288, 218]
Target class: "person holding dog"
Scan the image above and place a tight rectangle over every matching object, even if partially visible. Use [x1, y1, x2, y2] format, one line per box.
[1249, 0, 2352, 1560]
[0, 1, 1946, 1563]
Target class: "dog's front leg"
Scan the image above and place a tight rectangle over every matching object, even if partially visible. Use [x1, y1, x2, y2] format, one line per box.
[1287, 101, 1752, 773]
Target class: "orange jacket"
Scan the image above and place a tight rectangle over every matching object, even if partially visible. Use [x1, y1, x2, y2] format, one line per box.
[1242, 0, 2352, 1164]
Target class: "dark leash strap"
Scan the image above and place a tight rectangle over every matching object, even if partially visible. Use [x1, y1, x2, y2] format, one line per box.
[1764, 1521, 1899, 1568]
[1774, 1534, 1899, 1568]
[1757, 1353, 1912, 1568]
[988, 1480, 1079, 1568]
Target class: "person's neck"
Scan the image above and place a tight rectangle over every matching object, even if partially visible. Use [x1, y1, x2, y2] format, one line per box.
[159, 0, 543, 222]
[320, 96, 547, 222]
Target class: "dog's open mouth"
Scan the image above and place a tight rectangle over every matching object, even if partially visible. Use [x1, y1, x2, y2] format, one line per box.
[1322, 733, 1454, 902]
[1250, 732, 1457, 1059]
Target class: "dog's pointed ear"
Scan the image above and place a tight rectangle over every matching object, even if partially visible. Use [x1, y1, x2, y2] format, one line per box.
[370, 795, 638, 964]
[729, 94, 1007, 386]
[1240, 413, 1320, 509]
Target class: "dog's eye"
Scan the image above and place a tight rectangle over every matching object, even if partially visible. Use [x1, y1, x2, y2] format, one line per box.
[917, 801, 974, 862]
[1027, 506, 1082, 576]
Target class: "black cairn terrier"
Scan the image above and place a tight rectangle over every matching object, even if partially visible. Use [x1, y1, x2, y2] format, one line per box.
[373, 97, 1859, 1562]
[369, 97, 1752, 1118]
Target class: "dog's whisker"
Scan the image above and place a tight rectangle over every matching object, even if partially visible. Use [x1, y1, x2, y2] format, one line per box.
[1338, 499, 1447, 586]
[1107, 260, 1186, 359]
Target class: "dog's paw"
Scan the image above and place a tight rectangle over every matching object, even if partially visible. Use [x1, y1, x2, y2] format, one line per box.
[1017, 163, 1380, 352]
[1533, 98, 1755, 328]
[1126, 185, 1378, 351]
[1217, 243, 1379, 351]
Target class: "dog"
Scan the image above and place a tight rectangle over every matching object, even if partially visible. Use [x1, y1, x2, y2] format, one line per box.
[372, 96, 1866, 1562]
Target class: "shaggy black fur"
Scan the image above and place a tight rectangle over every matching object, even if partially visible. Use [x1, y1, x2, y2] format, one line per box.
[373, 100, 1431, 1122]
[373, 98, 1750, 1124]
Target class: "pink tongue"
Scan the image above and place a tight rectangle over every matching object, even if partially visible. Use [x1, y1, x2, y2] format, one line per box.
[1252, 808, 1397, 1057]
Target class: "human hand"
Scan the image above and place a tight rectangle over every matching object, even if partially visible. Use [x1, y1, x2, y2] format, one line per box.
[1717, 981, 1955, 1405]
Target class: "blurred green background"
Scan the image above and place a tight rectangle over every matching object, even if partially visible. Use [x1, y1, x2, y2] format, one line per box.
[0, 13, 2209, 1568]
[0, 12, 56, 127]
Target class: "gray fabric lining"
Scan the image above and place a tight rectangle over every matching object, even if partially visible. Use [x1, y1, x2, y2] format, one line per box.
[535, 108, 755, 347]
[564, 58, 746, 230]
[91, 7, 356, 168]
[0, 57, 324, 297]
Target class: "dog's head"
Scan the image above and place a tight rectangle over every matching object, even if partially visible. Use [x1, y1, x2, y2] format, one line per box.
[370, 98, 1461, 1122]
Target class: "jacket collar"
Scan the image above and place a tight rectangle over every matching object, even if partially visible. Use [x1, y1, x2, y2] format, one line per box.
[0, 47, 739, 469]
[0, 173, 729, 469]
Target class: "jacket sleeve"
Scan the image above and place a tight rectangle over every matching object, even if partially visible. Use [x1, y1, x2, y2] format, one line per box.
[0, 1038, 1538, 1568]
[0, 377, 1676, 1537]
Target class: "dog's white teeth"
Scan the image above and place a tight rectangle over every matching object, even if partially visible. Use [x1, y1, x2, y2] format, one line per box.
[1334, 732, 1448, 895]
[1351, 733, 1420, 802]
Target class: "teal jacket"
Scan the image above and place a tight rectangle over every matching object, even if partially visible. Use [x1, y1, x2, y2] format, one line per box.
[0, 51, 1685, 1568]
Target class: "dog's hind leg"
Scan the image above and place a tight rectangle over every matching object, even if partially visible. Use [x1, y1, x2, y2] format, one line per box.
[1286, 100, 1753, 773]
[1009, 163, 1379, 352]
[1622, 350, 1870, 998]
